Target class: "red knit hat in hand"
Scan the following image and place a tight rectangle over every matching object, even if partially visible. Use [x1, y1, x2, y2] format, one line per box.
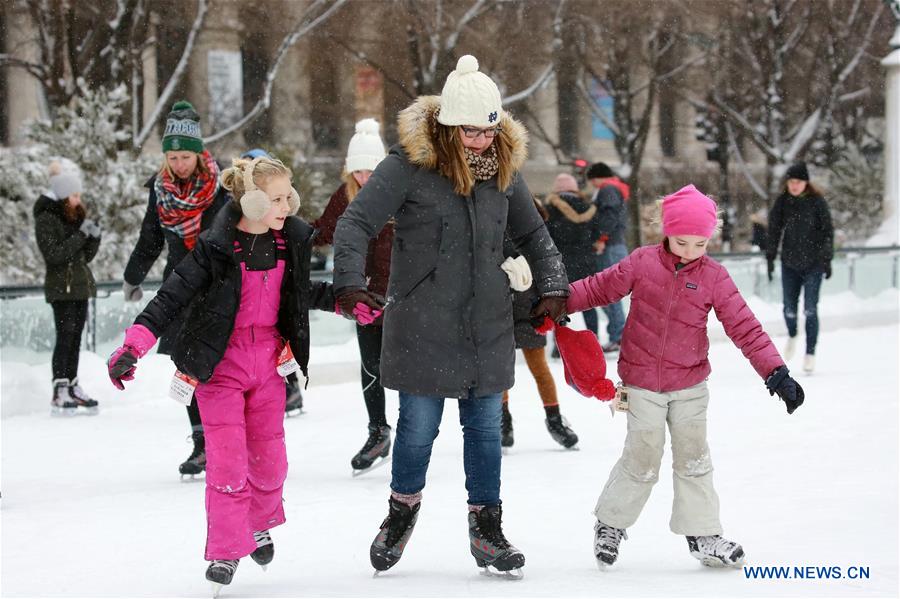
[556, 325, 616, 401]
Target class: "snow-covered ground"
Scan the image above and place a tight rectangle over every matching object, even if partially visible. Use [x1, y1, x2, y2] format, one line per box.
[1, 294, 898, 598]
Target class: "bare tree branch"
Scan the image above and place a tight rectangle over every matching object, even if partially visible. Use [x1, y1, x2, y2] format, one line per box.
[501, 62, 554, 105]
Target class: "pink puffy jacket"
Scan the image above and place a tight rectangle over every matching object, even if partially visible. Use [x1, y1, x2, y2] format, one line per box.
[568, 243, 783, 392]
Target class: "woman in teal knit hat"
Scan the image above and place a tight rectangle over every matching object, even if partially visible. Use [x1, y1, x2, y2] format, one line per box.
[121, 100, 232, 478]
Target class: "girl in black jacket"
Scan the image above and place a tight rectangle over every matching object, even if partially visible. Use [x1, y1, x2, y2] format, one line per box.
[766, 162, 834, 374]
[34, 160, 101, 415]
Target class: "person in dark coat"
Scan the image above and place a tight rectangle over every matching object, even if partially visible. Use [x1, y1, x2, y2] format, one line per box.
[312, 118, 394, 474]
[121, 100, 231, 477]
[545, 172, 602, 357]
[766, 161, 834, 374]
[34, 160, 101, 415]
[587, 161, 629, 353]
[500, 204, 579, 451]
[332, 55, 569, 578]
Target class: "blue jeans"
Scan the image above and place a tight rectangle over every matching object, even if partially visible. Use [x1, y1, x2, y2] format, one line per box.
[392, 391, 502, 506]
[781, 264, 824, 355]
[597, 243, 628, 343]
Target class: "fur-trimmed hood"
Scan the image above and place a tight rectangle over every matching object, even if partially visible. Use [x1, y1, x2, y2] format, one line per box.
[397, 95, 528, 173]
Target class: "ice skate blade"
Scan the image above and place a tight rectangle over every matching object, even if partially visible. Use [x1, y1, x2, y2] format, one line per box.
[479, 565, 524, 580]
[180, 473, 205, 483]
[50, 406, 98, 417]
[352, 455, 390, 477]
[284, 408, 304, 418]
[209, 581, 223, 598]
[501, 447, 511, 455]
[693, 553, 745, 569]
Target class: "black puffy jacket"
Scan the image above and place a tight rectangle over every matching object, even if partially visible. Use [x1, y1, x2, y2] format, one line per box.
[766, 192, 834, 272]
[34, 195, 100, 302]
[134, 203, 335, 383]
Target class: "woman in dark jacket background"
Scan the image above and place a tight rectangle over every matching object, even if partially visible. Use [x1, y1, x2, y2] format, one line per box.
[545, 173, 602, 357]
[313, 118, 393, 475]
[34, 160, 101, 415]
[766, 161, 834, 374]
[333, 55, 569, 578]
[121, 100, 230, 477]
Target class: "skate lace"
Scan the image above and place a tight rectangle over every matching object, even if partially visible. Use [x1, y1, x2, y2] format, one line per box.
[69, 384, 89, 401]
[597, 523, 626, 546]
[183, 435, 205, 461]
[211, 559, 239, 574]
[384, 507, 415, 547]
[253, 529, 273, 548]
[478, 511, 511, 550]
[361, 426, 387, 453]
[698, 535, 733, 555]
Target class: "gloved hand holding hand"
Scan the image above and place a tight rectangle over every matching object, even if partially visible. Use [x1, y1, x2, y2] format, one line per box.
[336, 289, 385, 319]
[79, 219, 102, 238]
[824, 262, 832, 280]
[108, 324, 157, 390]
[767, 259, 775, 282]
[765, 365, 805, 415]
[122, 281, 143, 302]
[500, 255, 532, 291]
[529, 294, 570, 328]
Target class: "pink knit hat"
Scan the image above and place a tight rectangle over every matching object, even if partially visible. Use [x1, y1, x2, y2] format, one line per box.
[662, 184, 718, 238]
[553, 173, 579, 194]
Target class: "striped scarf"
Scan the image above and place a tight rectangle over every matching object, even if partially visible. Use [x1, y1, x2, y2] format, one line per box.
[155, 150, 220, 250]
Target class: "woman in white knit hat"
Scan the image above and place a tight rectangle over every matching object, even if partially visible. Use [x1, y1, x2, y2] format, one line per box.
[312, 118, 394, 475]
[34, 159, 102, 415]
[332, 55, 569, 579]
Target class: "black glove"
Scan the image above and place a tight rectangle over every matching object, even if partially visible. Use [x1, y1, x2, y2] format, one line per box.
[766, 258, 775, 282]
[765, 366, 805, 414]
[335, 289, 385, 318]
[529, 295, 570, 328]
[824, 262, 832, 280]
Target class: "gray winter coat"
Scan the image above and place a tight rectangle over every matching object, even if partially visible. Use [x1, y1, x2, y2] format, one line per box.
[333, 96, 568, 398]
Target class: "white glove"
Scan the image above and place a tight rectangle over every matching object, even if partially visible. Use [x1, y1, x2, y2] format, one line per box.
[122, 281, 143, 302]
[501, 255, 533, 292]
[79, 219, 102, 238]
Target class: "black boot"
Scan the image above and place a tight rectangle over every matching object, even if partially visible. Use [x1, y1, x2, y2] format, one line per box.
[468, 505, 525, 577]
[285, 376, 303, 416]
[250, 529, 274, 568]
[594, 520, 627, 567]
[206, 559, 239, 591]
[370, 497, 420, 571]
[545, 410, 578, 449]
[351, 424, 392, 472]
[501, 408, 514, 448]
[179, 430, 206, 477]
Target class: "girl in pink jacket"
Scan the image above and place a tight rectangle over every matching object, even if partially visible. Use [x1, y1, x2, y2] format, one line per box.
[566, 185, 805, 570]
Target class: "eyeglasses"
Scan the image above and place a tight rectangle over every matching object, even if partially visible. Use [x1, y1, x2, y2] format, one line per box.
[460, 126, 502, 139]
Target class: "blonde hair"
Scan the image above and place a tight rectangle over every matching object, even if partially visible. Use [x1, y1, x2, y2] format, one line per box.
[432, 119, 516, 196]
[220, 157, 293, 201]
[157, 152, 210, 180]
[341, 170, 361, 201]
[653, 198, 724, 237]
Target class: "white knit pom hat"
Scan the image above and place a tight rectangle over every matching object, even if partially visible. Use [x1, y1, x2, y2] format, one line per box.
[48, 159, 83, 200]
[436, 55, 503, 128]
[345, 118, 386, 173]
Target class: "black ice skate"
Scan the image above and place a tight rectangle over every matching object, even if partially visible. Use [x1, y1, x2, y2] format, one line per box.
[370, 497, 420, 573]
[50, 378, 98, 416]
[352, 424, 392, 476]
[501, 409, 514, 449]
[206, 559, 239, 597]
[468, 505, 525, 579]
[594, 520, 627, 568]
[179, 431, 206, 480]
[250, 529, 274, 570]
[284, 377, 303, 417]
[545, 412, 578, 449]
[686, 535, 745, 568]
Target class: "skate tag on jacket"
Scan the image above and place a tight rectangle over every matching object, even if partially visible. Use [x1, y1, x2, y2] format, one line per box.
[169, 370, 198, 405]
[276, 342, 300, 377]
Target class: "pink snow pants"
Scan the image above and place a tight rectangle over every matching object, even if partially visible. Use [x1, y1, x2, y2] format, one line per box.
[195, 325, 287, 560]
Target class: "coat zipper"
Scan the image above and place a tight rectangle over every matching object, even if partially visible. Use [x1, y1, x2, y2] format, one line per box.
[656, 269, 679, 390]
[65, 264, 72, 294]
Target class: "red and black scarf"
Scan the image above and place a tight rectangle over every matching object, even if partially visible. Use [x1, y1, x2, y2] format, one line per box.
[155, 150, 220, 250]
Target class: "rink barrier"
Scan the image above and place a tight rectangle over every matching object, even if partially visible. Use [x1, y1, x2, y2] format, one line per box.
[0, 248, 896, 353]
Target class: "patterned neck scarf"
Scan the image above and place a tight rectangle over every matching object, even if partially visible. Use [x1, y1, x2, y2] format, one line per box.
[154, 150, 220, 250]
[464, 145, 499, 181]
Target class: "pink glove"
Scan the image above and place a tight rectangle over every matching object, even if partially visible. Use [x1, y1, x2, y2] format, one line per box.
[108, 324, 157, 390]
[352, 302, 383, 326]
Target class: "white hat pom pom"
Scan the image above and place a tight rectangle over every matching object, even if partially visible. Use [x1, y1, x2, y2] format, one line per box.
[355, 118, 381, 135]
[456, 55, 479, 73]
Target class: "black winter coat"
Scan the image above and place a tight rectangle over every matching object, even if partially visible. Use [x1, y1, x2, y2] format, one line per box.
[34, 195, 100, 303]
[134, 203, 335, 383]
[546, 192, 602, 282]
[766, 192, 834, 272]
[124, 175, 230, 354]
[333, 96, 568, 399]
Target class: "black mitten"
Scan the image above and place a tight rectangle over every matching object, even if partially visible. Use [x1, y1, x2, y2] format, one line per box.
[765, 366, 805, 414]
[767, 259, 775, 282]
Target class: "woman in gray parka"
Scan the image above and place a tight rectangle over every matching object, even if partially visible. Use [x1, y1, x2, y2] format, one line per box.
[333, 55, 569, 579]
